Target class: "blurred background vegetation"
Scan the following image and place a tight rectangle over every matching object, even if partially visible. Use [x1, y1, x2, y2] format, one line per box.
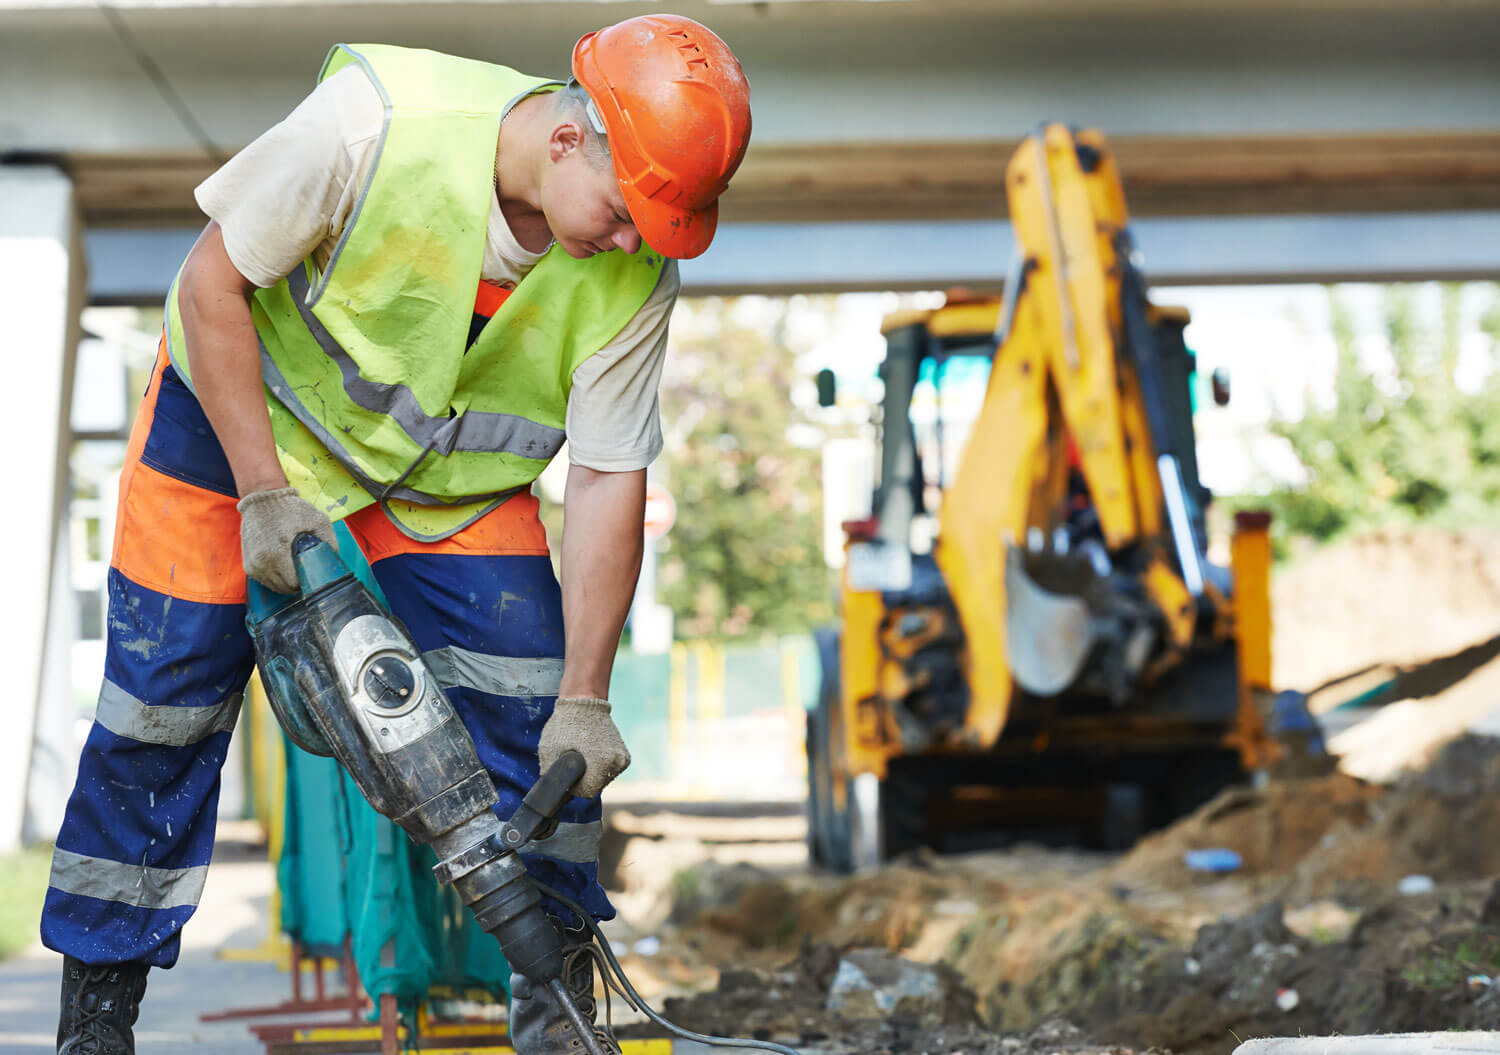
[654, 298, 835, 640]
[1230, 283, 1500, 557]
[0, 847, 53, 960]
[545, 281, 1500, 645]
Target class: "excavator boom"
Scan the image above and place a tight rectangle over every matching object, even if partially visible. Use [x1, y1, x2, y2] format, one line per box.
[807, 125, 1277, 872]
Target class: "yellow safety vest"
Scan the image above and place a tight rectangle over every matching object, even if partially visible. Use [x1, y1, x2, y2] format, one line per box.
[166, 43, 665, 539]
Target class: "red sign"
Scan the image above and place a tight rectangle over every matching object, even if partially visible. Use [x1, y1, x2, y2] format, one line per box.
[644, 483, 677, 541]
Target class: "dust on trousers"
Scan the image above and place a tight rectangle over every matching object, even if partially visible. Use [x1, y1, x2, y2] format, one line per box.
[42, 340, 612, 969]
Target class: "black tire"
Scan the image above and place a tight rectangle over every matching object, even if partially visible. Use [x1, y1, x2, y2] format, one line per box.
[807, 629, 855, 874]
[1099, 782, 1147, 851]
[804, 704, 826, 867]
[879, 759, 932, 860]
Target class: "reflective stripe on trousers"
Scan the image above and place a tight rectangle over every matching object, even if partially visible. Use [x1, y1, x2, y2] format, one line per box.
[42, 343, 610, 968]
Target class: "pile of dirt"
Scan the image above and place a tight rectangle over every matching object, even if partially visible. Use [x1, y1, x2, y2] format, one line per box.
[1325, 648, 1500, 783]
[632, 945, 1156, 1055]
[1098, 884, 1500, 1053]
[1287, 734, 1500, 900]
[653, 877, 1500, 1052]
[1107, 772, 1380, 893]
[945, 890, 1179, 1032]
[643, 736, 1500, 1053]
[1273, 527, 1500, 692]
[1105, 735, 1500, 903]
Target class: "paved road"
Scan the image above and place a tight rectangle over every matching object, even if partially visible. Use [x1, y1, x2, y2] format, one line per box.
[0, 841, 306, 1055]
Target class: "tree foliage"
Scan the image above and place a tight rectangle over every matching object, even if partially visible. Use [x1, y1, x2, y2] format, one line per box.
[1249, 283, 1500, 548]
[653, 298, 834, 640]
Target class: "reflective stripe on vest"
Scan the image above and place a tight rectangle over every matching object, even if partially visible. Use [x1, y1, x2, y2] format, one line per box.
[282, 267, 566, 460]
[256, 345, 530, 511]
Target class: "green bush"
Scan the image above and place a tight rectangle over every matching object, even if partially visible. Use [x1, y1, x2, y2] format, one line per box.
[656, 299, 835, 639]
[1234, 284, 1500, 556]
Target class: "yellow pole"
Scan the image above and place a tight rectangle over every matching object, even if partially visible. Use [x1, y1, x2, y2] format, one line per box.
[1228, 510, 1277, 771]
[694, 641, 726, 724]
[668, 642, 688, 786]
[220, 674, 293, 966]
[1230, 511, 1273, 692]
[687, 641, 725, 797]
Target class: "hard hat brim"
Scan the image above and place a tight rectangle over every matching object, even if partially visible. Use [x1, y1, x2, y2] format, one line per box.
[620, 175, 718, 260]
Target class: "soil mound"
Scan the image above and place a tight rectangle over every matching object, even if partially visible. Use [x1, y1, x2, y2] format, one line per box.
[1106, 886, 1500, 1054]
[1106, 736, 1500, 902]
[1107, 773, 1379, 892]
[1273, 528, 1500, 692]
[653, 737, 1500, 1052]
[1288, 734, 1500, 900]
[642, 944, 1149, 1055]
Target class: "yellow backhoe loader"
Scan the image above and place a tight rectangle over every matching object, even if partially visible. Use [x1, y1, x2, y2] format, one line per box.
[808, 124, 1282, 871]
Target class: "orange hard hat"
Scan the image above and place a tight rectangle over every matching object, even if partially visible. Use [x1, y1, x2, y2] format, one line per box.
[573, 15, 751, 259]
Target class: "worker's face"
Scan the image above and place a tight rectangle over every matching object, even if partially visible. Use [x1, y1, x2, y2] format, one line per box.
[541, 121, 643, 259]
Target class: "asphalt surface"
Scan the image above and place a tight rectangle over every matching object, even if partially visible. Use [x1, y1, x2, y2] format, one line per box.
[0, 843, 307, 1055]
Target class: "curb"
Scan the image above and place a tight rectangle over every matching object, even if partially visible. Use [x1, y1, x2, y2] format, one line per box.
[1235, 1035, 1500, 1054]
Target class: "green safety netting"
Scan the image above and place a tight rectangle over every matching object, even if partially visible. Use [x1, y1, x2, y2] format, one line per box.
[274, 521, 511, 1007]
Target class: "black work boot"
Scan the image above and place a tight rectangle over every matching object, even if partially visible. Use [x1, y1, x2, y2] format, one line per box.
[57, 954, 150, 1055]
[509, 920, 620, 1054]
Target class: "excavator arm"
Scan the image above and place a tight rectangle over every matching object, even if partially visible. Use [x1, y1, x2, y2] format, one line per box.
[809, 125, 1279, 871]
[935, 124, 1208, 744]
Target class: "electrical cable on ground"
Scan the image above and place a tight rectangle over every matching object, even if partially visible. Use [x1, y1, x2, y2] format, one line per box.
[533, 880, 805, 1055]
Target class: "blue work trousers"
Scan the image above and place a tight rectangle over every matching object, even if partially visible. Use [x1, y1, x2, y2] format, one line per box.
[42, 345, 610, 968]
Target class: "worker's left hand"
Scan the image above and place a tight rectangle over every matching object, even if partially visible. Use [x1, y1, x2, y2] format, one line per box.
[538, 697, 631, 798]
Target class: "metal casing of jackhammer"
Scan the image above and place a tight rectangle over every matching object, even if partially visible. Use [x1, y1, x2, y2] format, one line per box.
[246, 536, 568, 985]
[248, 552, 500, 843]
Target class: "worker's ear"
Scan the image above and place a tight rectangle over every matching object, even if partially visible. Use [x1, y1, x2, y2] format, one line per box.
[548, 120, 585, 163]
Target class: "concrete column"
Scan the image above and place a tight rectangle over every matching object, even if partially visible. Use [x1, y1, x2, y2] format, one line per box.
[27, 526, 79, 843]
[0, 165, 84, 853]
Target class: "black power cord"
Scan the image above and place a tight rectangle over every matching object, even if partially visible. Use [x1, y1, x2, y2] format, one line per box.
[533, 880, 804, 1055]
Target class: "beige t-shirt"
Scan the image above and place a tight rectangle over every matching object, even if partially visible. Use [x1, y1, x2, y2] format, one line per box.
[194, 65, 676, 473]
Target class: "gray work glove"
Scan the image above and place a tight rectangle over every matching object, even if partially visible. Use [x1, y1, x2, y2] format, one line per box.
[237, 486, 337, 594]
[538, 697, 631, 799]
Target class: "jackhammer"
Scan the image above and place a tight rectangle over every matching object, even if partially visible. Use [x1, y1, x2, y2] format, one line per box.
[247, 533, 800, 1055]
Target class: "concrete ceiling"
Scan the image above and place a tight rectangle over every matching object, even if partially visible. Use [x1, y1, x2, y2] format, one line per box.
[4, 1, 1499, 218]
[4, 0, 1497, 286]
[6, 3, 1498, 149]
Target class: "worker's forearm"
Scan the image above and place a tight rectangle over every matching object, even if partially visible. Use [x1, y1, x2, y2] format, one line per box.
[179, 222, 288, 498]
[558, 466, 646, 699]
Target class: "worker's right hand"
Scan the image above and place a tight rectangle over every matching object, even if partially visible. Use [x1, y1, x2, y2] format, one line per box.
[237, 486, 337, 594]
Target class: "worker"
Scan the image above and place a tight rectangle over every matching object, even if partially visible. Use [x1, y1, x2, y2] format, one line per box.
[43, 17, 751, 1055]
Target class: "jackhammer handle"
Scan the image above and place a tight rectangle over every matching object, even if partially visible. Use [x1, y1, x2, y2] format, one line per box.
[527, 750, 588, 817]
[503, 751, 588, 848]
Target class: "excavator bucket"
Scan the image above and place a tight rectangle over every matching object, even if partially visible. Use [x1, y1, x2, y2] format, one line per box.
[1004, 548, 1096, 697]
